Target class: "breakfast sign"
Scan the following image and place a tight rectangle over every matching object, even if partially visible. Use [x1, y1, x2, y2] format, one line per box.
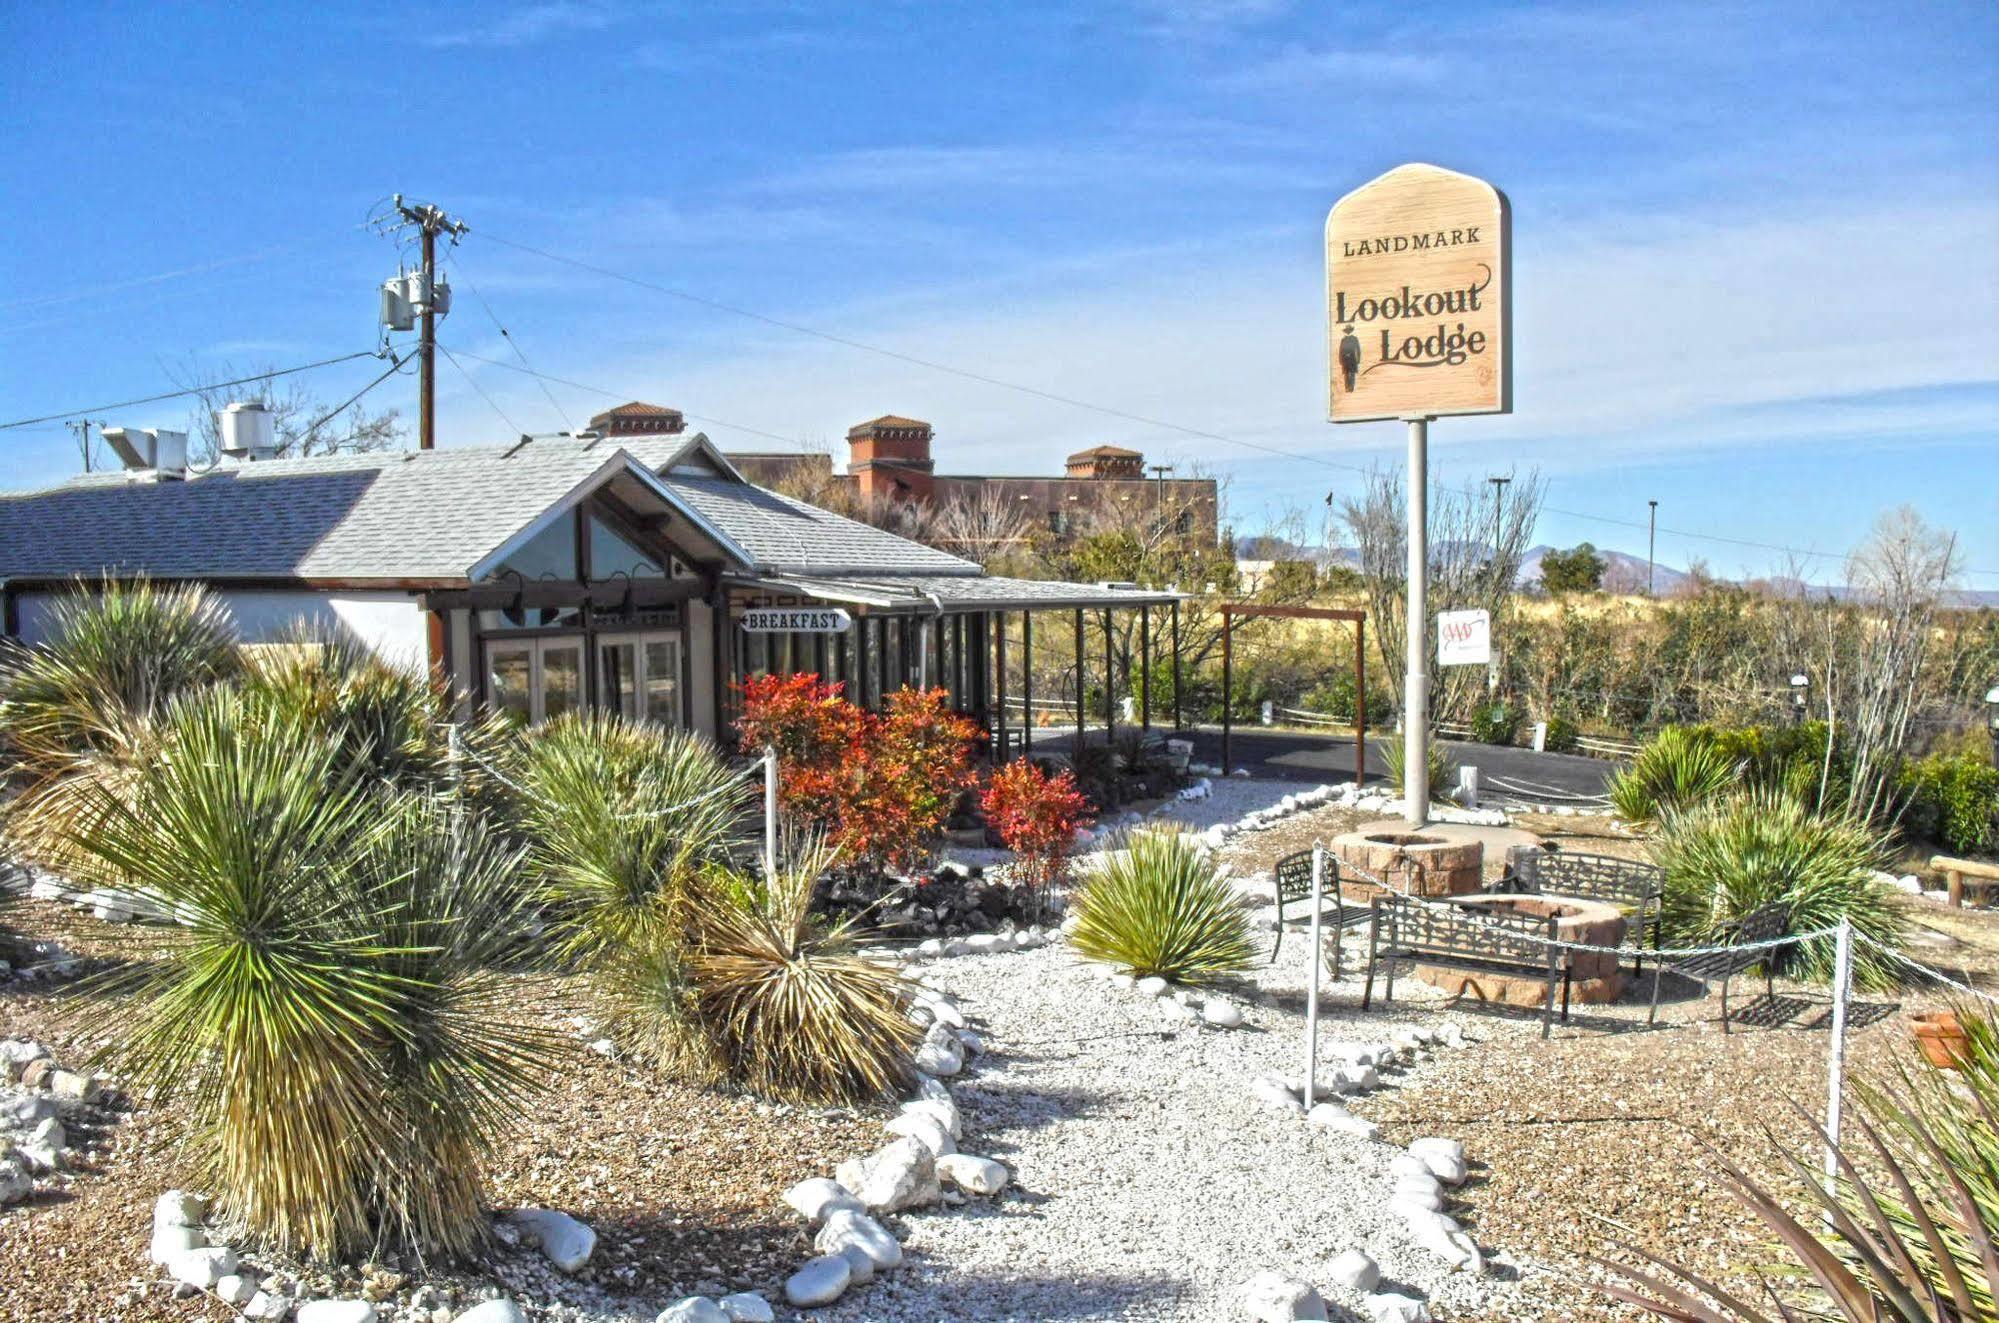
[1325, 163, 1511, 422]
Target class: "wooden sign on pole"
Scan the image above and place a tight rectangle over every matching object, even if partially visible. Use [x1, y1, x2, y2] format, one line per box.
[1325, 163, 1511, 423]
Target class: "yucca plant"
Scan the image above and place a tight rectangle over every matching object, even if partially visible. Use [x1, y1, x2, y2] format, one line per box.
[1068, 828, 1257, 983]
[507, 713, 752, 963]
[0, 578, 240, 877]
[1655, 788, 1903, 987]
[1610, 726, 1739, 824]
[1383, 735, 1452, 805]
[1592, 1003, 1999, 1321]
[71, 689, 548, 1260]
[680, 840, 920, 1102]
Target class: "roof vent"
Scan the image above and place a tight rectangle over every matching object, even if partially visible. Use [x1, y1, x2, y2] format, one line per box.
[100, 427, 188, 481]
[218, 401, 278, 460]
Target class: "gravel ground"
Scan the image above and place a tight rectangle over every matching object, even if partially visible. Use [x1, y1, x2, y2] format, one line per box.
[805, 941, 1513, 1322]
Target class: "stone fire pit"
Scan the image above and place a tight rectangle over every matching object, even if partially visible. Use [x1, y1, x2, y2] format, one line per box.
[1330, 829, 1483, 898]
[1415, 894, 1628, 1005]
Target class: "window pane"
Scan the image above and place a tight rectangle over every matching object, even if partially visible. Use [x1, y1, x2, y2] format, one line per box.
[601, 641, 639, 719]
[489, 646, 533, 728]
[644, 640, 680, 727]
[588, 514, 665, 578]
[542, 642, 583, 721]
[489, 515, 577, 582]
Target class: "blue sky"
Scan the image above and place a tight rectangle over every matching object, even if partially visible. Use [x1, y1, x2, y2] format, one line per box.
[3, 1, 1996, 584]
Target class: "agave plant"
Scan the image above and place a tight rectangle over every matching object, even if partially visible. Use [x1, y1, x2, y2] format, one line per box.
[1655, 788, 1903, 987]
[506, 713, 754, 963]
[1068, 828, 1257, 983]
[0, 578, 240, 877]
[1382, 735, 1451, 806]
[680, 838, 920, 1102]
[71, 689, 549, 1259]
[1609, 726, 1739, 824]
[1592, 1002, 1999, 1322]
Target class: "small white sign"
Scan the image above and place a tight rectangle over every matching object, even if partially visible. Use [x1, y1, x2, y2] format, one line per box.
[742, 607, 853, 634]
[1436, 608, 1490, 666]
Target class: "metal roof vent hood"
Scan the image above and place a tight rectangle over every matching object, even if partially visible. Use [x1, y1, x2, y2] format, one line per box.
[100, 426, 188, 481]
[218, 401, 278, 461]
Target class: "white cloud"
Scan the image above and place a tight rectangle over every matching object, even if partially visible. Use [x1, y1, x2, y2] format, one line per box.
[423, 2, 621, 50]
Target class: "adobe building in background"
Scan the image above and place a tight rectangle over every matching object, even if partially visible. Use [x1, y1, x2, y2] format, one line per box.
[721, 412, 1219, 543]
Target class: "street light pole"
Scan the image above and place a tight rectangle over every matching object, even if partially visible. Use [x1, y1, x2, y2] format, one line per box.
[1486, 476, 1510, 696]
[1647, 499, 1659, 596]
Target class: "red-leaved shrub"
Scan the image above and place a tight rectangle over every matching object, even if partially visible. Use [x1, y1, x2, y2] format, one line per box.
[981, 758, 1094, 896]
[737, 675, 977, 876]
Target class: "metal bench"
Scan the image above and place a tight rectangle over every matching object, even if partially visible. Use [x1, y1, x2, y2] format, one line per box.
[1271, 848, 1375, 979]
[1497, 848, 1664, 973]
[1646, 901, 1790, 1032]
[1361, 894, 1572, 1038]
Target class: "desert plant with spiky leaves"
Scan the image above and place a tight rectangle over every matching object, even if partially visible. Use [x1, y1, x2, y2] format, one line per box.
[0, 578, 241, 877]
[507, 712, 753, 963]
[1068, 828, 1257, 983]
[1655, 788, 1903, 987]
[71, 688, 547, 1259]
[1609, 725, 1740, 824]
[680, 839, 920, 1102]
[1383, 735, 1452, 805]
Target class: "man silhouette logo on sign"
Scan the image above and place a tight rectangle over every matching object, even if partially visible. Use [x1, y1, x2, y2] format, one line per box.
[1337, 324, 1362, 392]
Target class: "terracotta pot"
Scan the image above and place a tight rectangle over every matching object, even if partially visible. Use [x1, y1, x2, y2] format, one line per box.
[1912, 1011, 1970, 1070]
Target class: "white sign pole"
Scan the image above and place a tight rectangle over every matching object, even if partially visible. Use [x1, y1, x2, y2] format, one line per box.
[763, 746, 780, 882]
[1823, 917, 1852, 1201]
[1304, 844, 1325, 1110]
[1404, 417, 1430, 829]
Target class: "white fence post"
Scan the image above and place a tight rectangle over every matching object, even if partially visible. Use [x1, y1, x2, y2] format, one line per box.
[1304, 844, 1324, 1111]
[763, 748, 779, 881]
[1824, 917, 1853, 1195]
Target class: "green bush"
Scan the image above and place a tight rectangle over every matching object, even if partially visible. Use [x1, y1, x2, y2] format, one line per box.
[1699, 719, 1848, 808]
[1607, 726, 1737, 822]
[1383, 735, 1452, 804]
[1541, 714, 1579, 753]
[1469, 700, 1522, 746]
[1654, 788, 1903, 987]
[1068, 829, 1257, 983]
[72, 688, 551, 1258]
[1899, 752, 1999, 856]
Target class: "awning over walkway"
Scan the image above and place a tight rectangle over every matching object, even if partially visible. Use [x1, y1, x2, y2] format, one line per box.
[723, 572, 1182, 611]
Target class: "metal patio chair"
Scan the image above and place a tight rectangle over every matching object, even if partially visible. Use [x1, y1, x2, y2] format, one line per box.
[1647, 901, 1790, 1032]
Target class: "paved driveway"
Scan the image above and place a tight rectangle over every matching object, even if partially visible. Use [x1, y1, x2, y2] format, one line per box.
[1178, 725, 1621, 801]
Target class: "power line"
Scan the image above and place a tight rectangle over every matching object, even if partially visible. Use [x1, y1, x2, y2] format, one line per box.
[0, 350, 384, 432]
[295, 352, 412, 448]
[444, 254, 575, 432]
[0, 232, 355, 315]
[438, 342, 525, 437]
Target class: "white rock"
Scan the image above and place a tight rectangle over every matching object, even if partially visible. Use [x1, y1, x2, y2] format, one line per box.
[901, 1096, 961, 1139]
[506, 1208, 596, 1272]
[835, 1137, 941, 1213]
[963, 933, 1006, 953]
[956, 1028, 985, 1058]
[1305, 1102, 1380, 1140]
[655, 1298, 729, 1323]
[915, 1075, 952, 1105]
[1201, 1000, 1244, 1028]
[1250, 1076, 1303, 1113]
[913, 1039, 963, 1077]
[150, 1222, 207, 1264]
[1391, 1188, 1443, 1215]
[0, 1158, 30, 1205]
[1135, 975, 1169, 997]
[1108, 972, 1135, 990]
[244, 1291, 294, 1320]
[0, 1092, 55, 1126]
[716, 1293, 774, 1323]
[587, 1038, 616, 1057]
[1232, 1270, 1330, 1322]
[815, 1207, 903, 1271]
[216, 1274, 259, 1306]
[295, 1304, 378, 1323]
[942, 940, 970, 957]
[1409, 1138, 1467, 1185]
[920, 995, 967, 1029]
[1328, 1249, 1380, 1293]
[835, 1243, 875, 1284]
[782, 1177, 862, 1225]
[1363, 1293, 1432, 1323]
[783, 1254, 851, 1308]
[1333, 1063, 1378, 1093]
[884, 1109, 956, 1157]
[155, 1188, 208, 1230]
[935, 1152, 1010, 1195]
[916, 938, 945, 958]
[1161, 999, 1199, 1023]
[167, 1246, 239, 1290]
[451, 1304, 528, 1323]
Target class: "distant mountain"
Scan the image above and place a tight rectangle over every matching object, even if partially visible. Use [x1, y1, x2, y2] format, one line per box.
[1516, 544, 1687, 593]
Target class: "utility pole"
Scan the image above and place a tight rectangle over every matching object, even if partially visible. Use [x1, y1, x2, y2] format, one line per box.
[66, 418, 105, 473]
[1147, 464, 1174, 583]
[1486, 475, 1510, 696]
[1647, 499, 1659, 596]
[390, 197, 467, 451]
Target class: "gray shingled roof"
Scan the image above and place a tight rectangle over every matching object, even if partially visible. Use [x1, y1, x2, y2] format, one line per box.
[0, 436, 977, 583]
[733, 572, 1178, 610]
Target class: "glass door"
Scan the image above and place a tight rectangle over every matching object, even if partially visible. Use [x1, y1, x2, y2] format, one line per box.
[642, 636, 681, 727]
[596, 631, 682, 728]
[600, 639, 640, 719]
[485, 635, 587, 725]
[488, 642, 534, 728]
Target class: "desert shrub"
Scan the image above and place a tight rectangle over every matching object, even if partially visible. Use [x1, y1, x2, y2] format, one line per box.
[737, 676, 976, 877]
[1654, 789, 1902, 987]
[1068, 829, 1256, 983]
[1607, 725, 1737, 822]
[681, 845, 920, 1102]
[1541, 714, 1580, 753]
[1593, 1000, 1999, 1320]
[1383, 736, 1451, 804]
[508, 712, 751, 963]
[71, 688, 548, 1259]
[1899, 752, 1999, 856]
[982, 758, 1094, 897]
[1469, 700, 1522, 746]
[0, 578, 241, 877]
[1700, 719, 1850, 809]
